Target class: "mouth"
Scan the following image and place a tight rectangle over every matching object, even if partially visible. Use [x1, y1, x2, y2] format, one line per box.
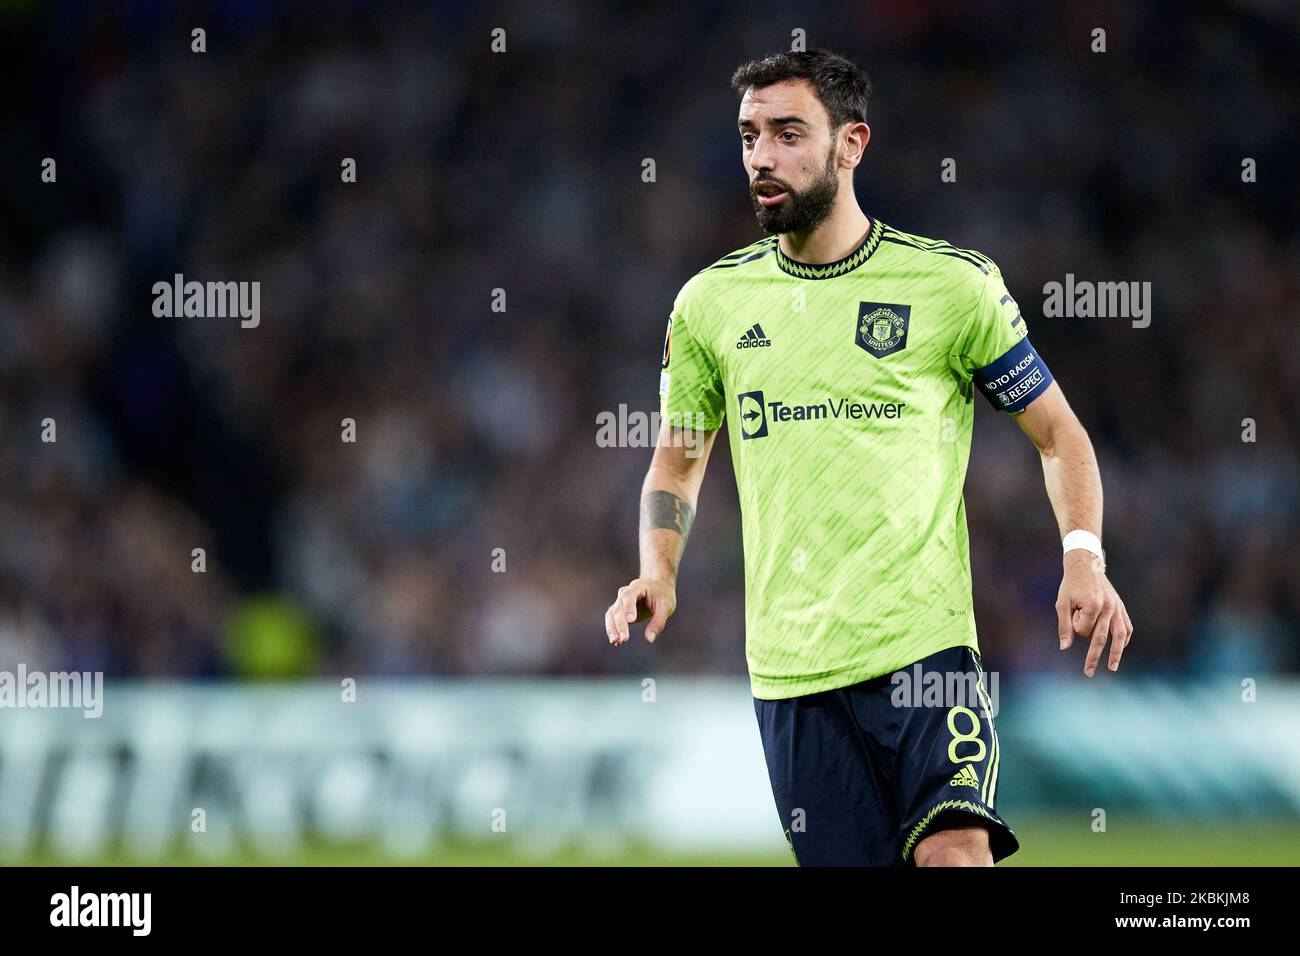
[753, 182, 789, 207]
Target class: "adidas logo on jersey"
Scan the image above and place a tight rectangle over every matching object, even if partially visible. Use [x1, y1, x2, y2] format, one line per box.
[736, 323, 772, 349]
[949, 764, 980, 789]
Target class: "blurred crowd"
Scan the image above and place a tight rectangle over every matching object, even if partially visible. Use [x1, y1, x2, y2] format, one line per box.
[0, 1, 1296, 680]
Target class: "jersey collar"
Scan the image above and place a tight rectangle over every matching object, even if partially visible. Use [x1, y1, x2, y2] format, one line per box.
[773, 216, 884, 280]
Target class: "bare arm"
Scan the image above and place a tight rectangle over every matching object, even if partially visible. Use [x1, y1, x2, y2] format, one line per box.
[1016, 382, 1103, 538]
[1014, 382, 1133, 676]
[639, 425, 719, 584]
[605, 423, 720, 645]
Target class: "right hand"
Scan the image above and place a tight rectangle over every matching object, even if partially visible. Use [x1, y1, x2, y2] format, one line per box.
[604, 578, 676, 646]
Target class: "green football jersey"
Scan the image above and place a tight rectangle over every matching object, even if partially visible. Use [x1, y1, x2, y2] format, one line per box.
[658, 216, 1054, 699]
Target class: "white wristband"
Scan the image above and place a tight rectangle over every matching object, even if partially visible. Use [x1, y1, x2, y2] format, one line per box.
[1062, 530, 1105, 570]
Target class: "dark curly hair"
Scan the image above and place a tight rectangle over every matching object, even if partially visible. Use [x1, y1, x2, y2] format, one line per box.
[730, 49, 871, 132]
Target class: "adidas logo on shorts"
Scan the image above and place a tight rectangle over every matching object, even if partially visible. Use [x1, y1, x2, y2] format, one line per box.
[949, 764, 980, 789]
[736, 323, 772, 349]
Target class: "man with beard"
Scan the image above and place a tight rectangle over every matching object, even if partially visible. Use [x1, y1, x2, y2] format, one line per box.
[602, 49, 1131, 866]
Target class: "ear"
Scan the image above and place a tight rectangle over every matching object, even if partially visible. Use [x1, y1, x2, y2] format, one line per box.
[845, 121, 871, 166]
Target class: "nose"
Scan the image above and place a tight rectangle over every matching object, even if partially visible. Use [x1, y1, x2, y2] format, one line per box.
[748, 132, 776, 175]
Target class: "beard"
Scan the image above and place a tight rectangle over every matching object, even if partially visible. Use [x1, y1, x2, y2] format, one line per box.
[750, 146, 840, 235]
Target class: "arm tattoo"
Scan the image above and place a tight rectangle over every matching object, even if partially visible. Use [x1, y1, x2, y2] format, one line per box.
[640, 490, 695, 540]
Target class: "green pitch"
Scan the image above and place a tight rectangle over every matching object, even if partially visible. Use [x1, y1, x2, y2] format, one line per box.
[15, 816, 1300, 866]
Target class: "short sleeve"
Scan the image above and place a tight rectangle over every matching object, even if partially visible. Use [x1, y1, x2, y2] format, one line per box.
[658, 283, 725, 430]
[950, 266, 1054, 414]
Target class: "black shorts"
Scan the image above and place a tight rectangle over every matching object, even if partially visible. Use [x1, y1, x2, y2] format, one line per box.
[753, 645, 1019, 866]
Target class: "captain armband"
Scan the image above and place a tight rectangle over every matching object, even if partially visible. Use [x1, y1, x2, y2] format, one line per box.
[972, 338, 1054, 413]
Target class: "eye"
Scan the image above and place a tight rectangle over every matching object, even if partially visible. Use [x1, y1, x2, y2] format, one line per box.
[780, 130, 799, 142]
[741, 133, 756, 146]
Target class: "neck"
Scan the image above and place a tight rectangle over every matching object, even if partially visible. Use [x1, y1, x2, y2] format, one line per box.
[779, 200, 871, 264]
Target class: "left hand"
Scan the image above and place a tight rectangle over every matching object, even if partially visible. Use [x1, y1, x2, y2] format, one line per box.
[1056, 550, 1133, 677]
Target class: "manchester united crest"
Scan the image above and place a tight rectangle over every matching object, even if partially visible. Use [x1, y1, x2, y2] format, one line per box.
[855, 302, 910, 358]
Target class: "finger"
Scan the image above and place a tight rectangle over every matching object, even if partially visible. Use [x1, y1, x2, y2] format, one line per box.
[614, 586, 636, 643]
[1108, 601, 1133, 671]
[1107, 624, 1127, 671]
[645, 605, 669, 644]
[605, 604, 625, 645]
[1055, 596, 1073, 650]
[1072, 595, 1103, 641]
[1082, 607, 1114, 677]
[618, 583, 645, 627]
